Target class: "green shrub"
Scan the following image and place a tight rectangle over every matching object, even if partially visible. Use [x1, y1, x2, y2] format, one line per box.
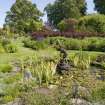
[2, 95, 14, 104]
[19, 55, 56, 86]
[23, 38, 49, 50]
[65, 38, 81, 50]
[0, 64, 13, 73]
[23, 36, 105, 52]
[85, 37, 105, 52]
[34, 41, 48, 50]
[32, 60, 56, 86]
[57, 20, 67, 32]
[86, 37, 100, 51]
[3, 73, 22, 84]
[23, 37, 34, 49]
[1, 38, 11, 46]
[96, 54, 105, 63]
[0, 44, 5, 53]
[98, 40, 105, 52]
[73, 51, 91, 70]
[78, 14, 105, 33]
[49, 37, 105, 52]
[0, 38, 18, 53]
[4, 43, 18, 53]
[48, 37, 81, 50]
[58, 18, 78, 32]
[1, 84, 22, 104]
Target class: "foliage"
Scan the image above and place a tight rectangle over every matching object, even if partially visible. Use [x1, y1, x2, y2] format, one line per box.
[21, 92, 52, 105]
[1, 38, 11, 47]
[92, 83, 105, 101]
[0, 84, 22, 104]
[78, 14, 105, 33]
[24, 37, 105, 52]
[57, 18, 78, 32]
[0, 44, 5, 53]
[43, 37, 105, 52]
[31, 31, 105, 39]
[5, 0, 43, 33]
[94, 0, 105, 14]
[4, 43, 18, 53]
[1, 95, 14, 104]
[0, 37, 18, 53]
[44, 0, 86, 26]
[1, 35, 105, 105]
[20, 89, 72, 105]
[33, 60, 56, 85]
[73, 51, 91, 70]
[0, 64, 13, 73]
[3, 73, 22, 84]
[96, 54, 105, 63]
[0, 28, 12, 38]
[23, 37, 49, 50]
[29, 21, 43, 32]
[19, 56, 56, 86]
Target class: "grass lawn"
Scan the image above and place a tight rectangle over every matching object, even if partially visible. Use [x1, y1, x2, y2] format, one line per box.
[0, 37, 105, 64]
[0, 47, 104, 65]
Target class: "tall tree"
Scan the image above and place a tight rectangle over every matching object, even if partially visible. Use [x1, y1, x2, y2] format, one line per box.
[94, 0, 105, 14]
[5, 0, 43, 33]
[44, 0, 86, 27]
[75, 0, 87, 15]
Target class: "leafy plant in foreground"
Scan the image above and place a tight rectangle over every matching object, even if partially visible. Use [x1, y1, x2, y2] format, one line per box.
[73, 51, 91, 70]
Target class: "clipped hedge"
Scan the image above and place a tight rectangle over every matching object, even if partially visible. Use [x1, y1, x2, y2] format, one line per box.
[48, 37, 105, 52]
[23, 36, 105, 52]
[23, 37, 49, 50]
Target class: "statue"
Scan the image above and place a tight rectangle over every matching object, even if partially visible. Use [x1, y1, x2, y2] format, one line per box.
[56, 46, 70, 74]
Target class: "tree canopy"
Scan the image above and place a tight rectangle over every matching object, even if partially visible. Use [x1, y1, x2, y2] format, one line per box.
[44, 0, 87, 27]
[78, 14, 105, 33]
[94, 0, 105, 14]
[5, 0, 43, 33]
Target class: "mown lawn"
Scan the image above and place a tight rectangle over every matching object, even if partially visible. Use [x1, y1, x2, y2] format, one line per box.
[0, 47, 104, 65]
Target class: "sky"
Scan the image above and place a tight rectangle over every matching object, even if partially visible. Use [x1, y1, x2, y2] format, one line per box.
[0, 0, 95, 27]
